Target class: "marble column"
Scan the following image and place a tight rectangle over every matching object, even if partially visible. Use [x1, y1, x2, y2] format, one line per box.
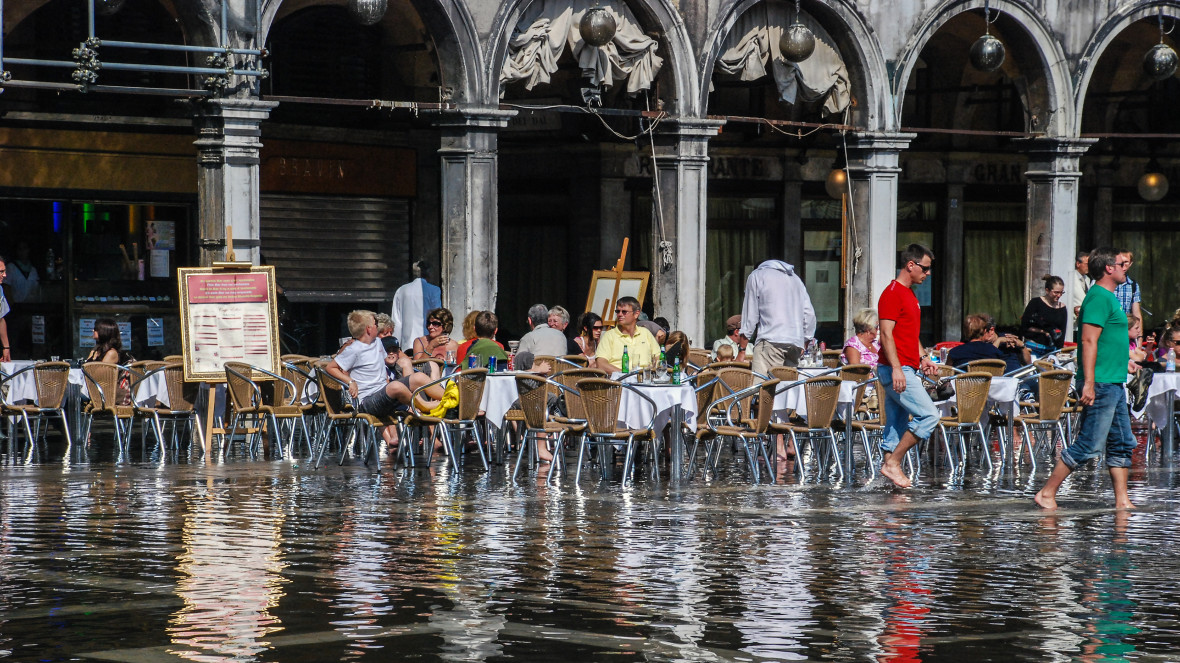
[845, 132, 914, 336]
[436, 107, 515, 316]
[650, 118, 724, 346]
[193, 97, 277, 266]
[1021, 137, 1096, 332]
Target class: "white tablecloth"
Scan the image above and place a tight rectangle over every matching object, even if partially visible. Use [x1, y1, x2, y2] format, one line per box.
[1137, 371, 1180, 429]
[480, 373, 696, 432]
[2, 361, 84, 405]
[771, 369, 856, 420]
[947, 376, 1019, 406]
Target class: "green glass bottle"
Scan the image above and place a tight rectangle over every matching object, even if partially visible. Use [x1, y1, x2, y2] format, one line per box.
[621, 345, 630, 373]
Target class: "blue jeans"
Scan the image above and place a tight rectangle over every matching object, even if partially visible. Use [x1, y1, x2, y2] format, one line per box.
[876, 365, 940, 452]
[1061, 382, 1136, 469]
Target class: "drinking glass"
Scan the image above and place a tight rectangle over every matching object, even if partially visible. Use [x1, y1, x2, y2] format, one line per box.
[50, 355, 60, 362]
[508, 340, 520, 354]
[445, 350, 456, 372]
[938, 347, 949, 364]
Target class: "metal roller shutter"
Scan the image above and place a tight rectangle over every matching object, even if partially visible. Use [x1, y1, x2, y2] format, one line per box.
[260, 194, 409, 302]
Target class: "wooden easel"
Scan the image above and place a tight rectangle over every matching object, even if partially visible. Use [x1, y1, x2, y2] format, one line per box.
[201, 226, 257, 456]
[599, 238, 629, 325]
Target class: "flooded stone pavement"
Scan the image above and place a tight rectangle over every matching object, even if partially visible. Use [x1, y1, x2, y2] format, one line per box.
[3, 437, 1180, 662]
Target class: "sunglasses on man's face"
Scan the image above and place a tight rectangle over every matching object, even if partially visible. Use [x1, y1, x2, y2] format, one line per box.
[911, 261, 932, 273]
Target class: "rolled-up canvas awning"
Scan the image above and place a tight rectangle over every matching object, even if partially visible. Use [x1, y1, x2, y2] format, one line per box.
[500, 0, 664, 97]
[712, 1, 850, 115]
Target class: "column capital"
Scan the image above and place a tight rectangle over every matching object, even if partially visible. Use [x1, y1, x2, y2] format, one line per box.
[846, 131, 916, 153]
[658, 117, 726, 138]
[435, 106, 517, 130]
[197, 96, 279, 121]
[1017, 137, 1097, 178]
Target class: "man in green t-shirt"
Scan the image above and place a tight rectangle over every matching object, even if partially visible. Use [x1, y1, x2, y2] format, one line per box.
[1035, 247, 1138, 510]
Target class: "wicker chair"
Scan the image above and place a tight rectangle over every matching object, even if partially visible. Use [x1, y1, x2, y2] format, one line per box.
[769, 365, 799, 382]
[163, 355, 183, 363]
[133, 362, 203, 453]
[768, 377, 843, 482]
[312, 369, 397, 470]
[561, 355, 590, 368]
[0, 361, 73, 455]
[704, 360, 753, 372]
[821, 349, 844, 368]
[935, 372, 995, 476]
[409, 369, 490, 472]
[573, 377, 657, 485]
[511, 374, 584, 483]
[81, 362, 137, 451]
[1015, 369, 1074, 471]
[684, 370, 721, 477]
[966, 359, 1007, 377]
[705, 379, 779, 483]
[687, 348, 712, 374]
[223, 361, 309, 459]
[711, 366, 757, 425]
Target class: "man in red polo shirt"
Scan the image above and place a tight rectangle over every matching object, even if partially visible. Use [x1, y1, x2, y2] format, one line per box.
[877, 244, 941, 488]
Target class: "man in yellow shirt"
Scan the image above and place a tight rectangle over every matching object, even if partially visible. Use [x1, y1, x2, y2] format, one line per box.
[596, 296, 661, 372]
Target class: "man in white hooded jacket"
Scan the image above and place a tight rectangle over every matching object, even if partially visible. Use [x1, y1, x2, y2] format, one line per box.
[739, 259, 817, 375]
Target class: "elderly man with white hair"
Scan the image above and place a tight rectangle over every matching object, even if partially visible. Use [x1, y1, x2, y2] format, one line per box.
[547, 305, 582, 355]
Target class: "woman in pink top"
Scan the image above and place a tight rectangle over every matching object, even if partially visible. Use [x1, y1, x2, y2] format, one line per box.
[843, 308, 881, 368]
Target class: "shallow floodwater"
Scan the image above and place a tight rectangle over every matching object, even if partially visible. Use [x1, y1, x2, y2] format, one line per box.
[2, 435, 1179, 662]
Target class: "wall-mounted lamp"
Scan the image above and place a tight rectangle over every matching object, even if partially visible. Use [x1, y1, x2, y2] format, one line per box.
[825, 165, 848, 200]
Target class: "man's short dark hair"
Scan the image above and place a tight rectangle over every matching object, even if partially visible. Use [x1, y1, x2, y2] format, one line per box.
[964, 313, 994, 341]
[475, 310, 498, 338]
[616, 296, 640, 312]
[900, 243, 934, 267]
[1088, 247, 1122, 280]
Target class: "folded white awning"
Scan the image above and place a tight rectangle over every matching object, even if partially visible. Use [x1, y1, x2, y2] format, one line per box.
[500, 0, 664, 98]
[713, 1, 850, 115]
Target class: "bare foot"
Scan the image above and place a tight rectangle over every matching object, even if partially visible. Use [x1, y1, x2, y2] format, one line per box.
[1115, 499, 1136, 510]
[879, 462, 912, 488]
[1033, 490, 1057, 510]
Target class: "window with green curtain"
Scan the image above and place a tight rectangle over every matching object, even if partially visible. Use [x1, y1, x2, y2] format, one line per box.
[705, 196, 775, 344]
[963, 203, 1025, 329]
[1113, 202, 1180, 332]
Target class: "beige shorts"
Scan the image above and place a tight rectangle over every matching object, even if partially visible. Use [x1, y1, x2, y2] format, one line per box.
[751, 340, 803, 375]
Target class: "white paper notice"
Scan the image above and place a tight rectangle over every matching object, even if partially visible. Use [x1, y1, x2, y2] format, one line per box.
[150, 249, 170, 278]
[189, 302, 272, 375]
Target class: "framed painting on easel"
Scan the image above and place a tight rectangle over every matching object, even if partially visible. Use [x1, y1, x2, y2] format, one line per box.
[585, 270, 650, 325]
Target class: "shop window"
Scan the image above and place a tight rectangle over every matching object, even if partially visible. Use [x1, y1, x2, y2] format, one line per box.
[801, 197, 844, 346]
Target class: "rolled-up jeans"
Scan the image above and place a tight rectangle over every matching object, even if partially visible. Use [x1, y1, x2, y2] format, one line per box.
[1061, 382, 1136, 469]
[876, 365, 940, 452]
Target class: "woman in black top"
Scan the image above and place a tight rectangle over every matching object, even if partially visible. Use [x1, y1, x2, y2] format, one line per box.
[1020, 275, 1067, 358]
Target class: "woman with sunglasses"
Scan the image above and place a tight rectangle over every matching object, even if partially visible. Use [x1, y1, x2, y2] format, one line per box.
[574, 311, 603, 360]
[412, 307, 459, 360]
[1020, 274, 1067, 358]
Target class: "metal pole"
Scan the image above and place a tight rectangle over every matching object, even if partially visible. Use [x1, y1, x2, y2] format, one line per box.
[101, 62, 264, 76]
[220, 0, 229, 49]
[87, 0, 95, 40]
[100, 40, 264, 56]
[670, 402, 683, 480]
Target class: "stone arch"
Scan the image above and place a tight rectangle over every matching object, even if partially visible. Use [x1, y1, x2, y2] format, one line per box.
[893, 0, 1074, 136]
[1075, 1, 1180, 130]
[258, 0, 483, 104]
[699, 0, 891, 131]
[484, 0, 700, 114]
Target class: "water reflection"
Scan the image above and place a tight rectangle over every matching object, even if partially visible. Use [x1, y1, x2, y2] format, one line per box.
[3, 459, 1180, 661]
[167, 477, 287, 662]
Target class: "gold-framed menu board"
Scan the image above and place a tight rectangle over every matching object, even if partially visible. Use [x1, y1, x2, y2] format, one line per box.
[178, 266, 280, 382]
